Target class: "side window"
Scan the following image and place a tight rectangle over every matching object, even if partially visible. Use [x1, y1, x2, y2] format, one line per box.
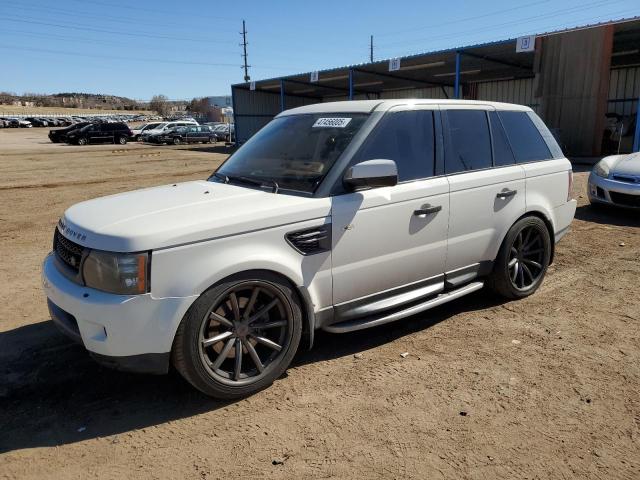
[497, 111, 552, 163]
[488, 111, 515, 167]
[353, 110, 435, 182]
[444, 110, 492, 174]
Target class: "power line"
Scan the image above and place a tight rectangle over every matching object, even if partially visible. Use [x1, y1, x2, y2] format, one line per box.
[61, 0, 242, 22]
[377, 0, 623, 50]
[0, 15, 236, 44]
[0, 44, 294, 70]
[376, 0, 553, 37]
[0, 1, 237, 32]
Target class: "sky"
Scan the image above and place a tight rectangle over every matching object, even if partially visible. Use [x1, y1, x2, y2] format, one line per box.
[1, 0, 638, 100]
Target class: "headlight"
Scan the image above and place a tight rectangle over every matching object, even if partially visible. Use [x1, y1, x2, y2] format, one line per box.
[83, 251, 149, 295]
[593, 161, 610, 178]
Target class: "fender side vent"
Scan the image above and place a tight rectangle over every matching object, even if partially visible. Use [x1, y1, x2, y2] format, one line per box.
[286, 225, 331, 255]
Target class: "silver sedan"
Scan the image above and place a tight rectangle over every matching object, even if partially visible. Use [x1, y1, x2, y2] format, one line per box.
[588, 152, 640, 208]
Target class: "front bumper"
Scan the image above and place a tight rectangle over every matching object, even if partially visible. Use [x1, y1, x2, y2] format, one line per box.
[42, 253, 197, 374]
[588, 172, 640, 208]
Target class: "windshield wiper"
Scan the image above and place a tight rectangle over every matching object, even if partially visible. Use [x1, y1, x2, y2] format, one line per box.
[227, 175, 279, 194]
[212, 171, 229, 183]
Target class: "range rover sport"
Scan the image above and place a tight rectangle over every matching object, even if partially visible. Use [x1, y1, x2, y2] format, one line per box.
[42, 100, 577, 399]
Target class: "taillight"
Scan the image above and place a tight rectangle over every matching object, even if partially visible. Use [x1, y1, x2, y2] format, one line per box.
[568, 170, 574, 202]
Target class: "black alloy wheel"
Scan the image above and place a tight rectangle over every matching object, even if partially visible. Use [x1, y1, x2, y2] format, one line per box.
[488, 216, 551, 299]
[172, 272, 302, 398]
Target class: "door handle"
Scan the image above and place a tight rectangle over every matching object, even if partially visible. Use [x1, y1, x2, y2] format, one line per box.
[496, 189, 517, 199]
[413, 204, 442, 216]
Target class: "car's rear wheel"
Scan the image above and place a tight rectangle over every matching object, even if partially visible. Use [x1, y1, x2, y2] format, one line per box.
[172, 272, 302, 399]
[77, 137, 87, 145]
[488, 216, 551, 299]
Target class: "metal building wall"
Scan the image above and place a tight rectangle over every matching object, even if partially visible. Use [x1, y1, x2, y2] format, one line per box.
[608, 66, 640, 116]
[476, 78, 538, 111]
[533, 25, 614, 156]
[232, 87, 317, 143]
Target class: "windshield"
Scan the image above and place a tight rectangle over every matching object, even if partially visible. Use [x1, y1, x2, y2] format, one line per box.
[141, 122, 160, 131]
[214, 113, 367, 194]
[154, 123, 168, 130]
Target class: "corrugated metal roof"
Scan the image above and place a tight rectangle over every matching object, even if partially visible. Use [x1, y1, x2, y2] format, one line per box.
[233, 16, 640, 88]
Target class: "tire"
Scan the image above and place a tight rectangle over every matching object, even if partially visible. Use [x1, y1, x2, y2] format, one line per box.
[173, 137, 181, 145]
[172, 271, 302, 399]
[77, 137, 87, 146]
[487, 216, 551, 299]
[208, 137, 214, 143]
[117, 136, 127, 145]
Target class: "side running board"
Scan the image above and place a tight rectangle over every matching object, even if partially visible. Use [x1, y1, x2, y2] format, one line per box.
[322, 281, 484, 334]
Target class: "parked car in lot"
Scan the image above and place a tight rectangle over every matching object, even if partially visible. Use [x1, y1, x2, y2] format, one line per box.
[42, 99, 576, 399]
[140, 120, 199, 142]
[25, 117, 47, 127]
[588, 152, 640, 208]
[130, 122, 162, 141]
[66, 122, 132, 145]
[149, 125, 217, 145]
[48, 122, 92, 143]
[212, 123, 234, 142]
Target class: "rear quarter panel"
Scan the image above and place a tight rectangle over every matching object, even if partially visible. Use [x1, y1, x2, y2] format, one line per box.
[523, 158, 574, 233]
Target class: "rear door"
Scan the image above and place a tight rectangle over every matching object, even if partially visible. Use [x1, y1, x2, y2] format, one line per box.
[497, 110, 568, 208]
[331, 106, 450, 305]
[443, 107, 525, 280]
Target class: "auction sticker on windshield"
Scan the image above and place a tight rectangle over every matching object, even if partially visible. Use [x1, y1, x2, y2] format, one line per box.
[313, 117, 352, 128]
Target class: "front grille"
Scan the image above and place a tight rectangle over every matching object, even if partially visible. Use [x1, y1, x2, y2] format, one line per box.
[609, 191, 640, 208]
[612, 174, 639, 184]
[286, 225, 331, 255]
[53, 228, 84, 273]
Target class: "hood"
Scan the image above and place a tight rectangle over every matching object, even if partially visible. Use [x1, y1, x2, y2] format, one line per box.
[612, 152, 640, 176]
[60, 181, 331, 251]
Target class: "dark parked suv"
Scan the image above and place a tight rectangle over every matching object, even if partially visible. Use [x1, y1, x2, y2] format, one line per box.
[151, 125, 216, 145]
[66, 122, 132, 145]
[48, 122, 92, 143]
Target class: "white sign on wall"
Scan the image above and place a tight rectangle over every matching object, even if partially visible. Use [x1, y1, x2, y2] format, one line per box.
[389, 57, 401, 71]
[250, 81, 256, 90]
[516, 35, 536, 53]
[310, 71, 319, 82]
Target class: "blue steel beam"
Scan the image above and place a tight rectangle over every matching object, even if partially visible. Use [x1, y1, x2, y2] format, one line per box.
[280, 79, 285, 112]
[454, 51, 461, 99]
[349, 69, 354, 100]
[634, 97, 640, 152]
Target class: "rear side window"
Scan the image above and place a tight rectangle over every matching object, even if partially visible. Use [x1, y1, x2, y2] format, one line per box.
[354, 110, 435, 182]
[444, 110, 492, 174]
[488, 111, 515, 167]
[497, 111, 551, 163]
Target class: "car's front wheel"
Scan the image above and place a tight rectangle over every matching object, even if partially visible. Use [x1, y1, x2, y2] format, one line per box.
[117, 136, 127, 145]
[172, 272, 302, 399]
[77, 137, 87, 145]
[488, 216, 551, 299]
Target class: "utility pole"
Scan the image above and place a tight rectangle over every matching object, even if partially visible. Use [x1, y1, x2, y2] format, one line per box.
[369, 35, 374, 63]
[240, 20, 250, 82]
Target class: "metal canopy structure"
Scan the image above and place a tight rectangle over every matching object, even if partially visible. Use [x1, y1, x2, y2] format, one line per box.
[232, 17, 640, 155]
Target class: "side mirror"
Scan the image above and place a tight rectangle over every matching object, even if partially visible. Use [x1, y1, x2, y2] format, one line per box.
[344, 159, 398, 190]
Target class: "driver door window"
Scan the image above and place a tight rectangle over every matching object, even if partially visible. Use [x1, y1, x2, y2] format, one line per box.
[331, 108, 449, 305]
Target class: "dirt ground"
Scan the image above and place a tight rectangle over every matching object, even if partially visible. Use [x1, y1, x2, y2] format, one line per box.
[0, 128, 638, 480]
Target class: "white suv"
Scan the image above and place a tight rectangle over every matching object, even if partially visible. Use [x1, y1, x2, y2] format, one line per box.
[42, 100, 576, 398]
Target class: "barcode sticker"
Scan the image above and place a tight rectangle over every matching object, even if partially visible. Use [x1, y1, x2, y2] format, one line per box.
[312, 117, 352, 128]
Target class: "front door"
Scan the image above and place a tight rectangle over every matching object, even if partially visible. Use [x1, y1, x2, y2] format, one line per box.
[331, 107, 449, 305]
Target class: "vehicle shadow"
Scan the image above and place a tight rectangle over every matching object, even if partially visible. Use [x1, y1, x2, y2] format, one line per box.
[574, 204, 640, 228]
[0, 289, 501, 454]
[174, 144, 237, 155]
